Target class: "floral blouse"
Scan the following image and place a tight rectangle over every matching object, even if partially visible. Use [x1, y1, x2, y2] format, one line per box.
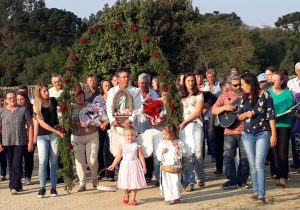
[238, 90, 275, 134]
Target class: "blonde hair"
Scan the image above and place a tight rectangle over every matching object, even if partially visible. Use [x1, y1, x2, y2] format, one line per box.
[33, 83, 49, 120]
[123, 125, 137, 135]
[162, 123, 178, 140]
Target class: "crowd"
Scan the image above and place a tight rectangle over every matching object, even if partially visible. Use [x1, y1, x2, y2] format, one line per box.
[0, 63, 300, 206]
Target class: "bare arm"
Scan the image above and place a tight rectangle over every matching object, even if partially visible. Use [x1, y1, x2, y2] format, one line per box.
[26, 119, 34, 152]
[138, 146, 147, 174]
[33, 118, 39, 144]
[269, 119, 277, 148]
[36, 117, 64, 138]
[108, 145, 122, 170]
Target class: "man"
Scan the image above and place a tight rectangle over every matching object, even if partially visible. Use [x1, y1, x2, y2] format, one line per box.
[194, 68, 205, 91]
[136, 73, 159, 184]
[84, 74, 100, 102]
[257, 73, 268, 90]
[106, 68, 141, 128]
[212, 73, 250, 189]
[136, 73, 159, 133]
[49, 74, 63, 98]
[287, 62, 300, 170]
[202, 69, 221, 95]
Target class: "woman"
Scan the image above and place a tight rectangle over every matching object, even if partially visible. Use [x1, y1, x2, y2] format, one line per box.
[178, 73, 204, 192]
[16, 91, 34, 186]
[268, 71, 294, 187]
[97, 80, 113, 180]
[151, 76, 160, 94]
[71, 85, 100, 192]
[33, 83, 64, 198]
[238, 72, 277, 204]
[0, 91, 34, 195]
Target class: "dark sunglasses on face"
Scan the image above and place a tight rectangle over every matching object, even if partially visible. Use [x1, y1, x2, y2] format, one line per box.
[232, 83, 241, 87]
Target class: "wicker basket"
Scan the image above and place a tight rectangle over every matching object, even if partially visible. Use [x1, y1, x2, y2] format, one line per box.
[96, 168, 117, 192]
[161, 165, 182, 174]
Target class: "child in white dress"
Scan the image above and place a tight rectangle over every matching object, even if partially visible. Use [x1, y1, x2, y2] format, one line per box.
[108, 126, 147, 205]
[156, 123, 186, 205]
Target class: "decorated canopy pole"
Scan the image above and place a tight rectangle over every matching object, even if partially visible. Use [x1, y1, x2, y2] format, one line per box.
[58, 19, 182, 190]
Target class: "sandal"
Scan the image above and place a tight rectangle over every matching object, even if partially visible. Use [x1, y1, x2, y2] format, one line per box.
[123, 197, 129, 204]
[165, 201, 174, 205]
[130, 200, 137, 205]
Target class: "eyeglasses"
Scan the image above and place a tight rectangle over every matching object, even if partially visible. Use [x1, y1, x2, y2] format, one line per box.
[232, 84, 241, 87]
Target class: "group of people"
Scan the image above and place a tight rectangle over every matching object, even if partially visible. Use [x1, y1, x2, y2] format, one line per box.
[0, 62, 300, 206]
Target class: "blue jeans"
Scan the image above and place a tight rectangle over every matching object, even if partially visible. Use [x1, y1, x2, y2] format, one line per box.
[153, 152, 160, 181]
[224, 135, 249, 185]
[183, 155, 205, 188]
[37, 134, 58, 188]
[242, 131, 270, 197]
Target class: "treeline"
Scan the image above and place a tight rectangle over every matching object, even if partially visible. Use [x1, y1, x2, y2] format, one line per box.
[0, 0, 300, 86]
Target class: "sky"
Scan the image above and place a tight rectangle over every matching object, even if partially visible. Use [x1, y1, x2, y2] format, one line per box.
[45, 0, 299, 27]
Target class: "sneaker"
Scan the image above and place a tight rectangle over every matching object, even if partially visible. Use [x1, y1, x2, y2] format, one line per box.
[257, 197, 266, 204]
[50, 188, 58, 197]
[10, 189, 18, 195]
[77, 185, 86, 192]
[37, 187, 46, 198]
[238, 183, 252, 189]
[197, 180, 205, 187]
[24, 178, 32, 186]
[219, 181, 237, 190]
[250, 193, 258, 200]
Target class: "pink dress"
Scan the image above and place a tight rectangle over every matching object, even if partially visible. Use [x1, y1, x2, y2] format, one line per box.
[117, 142, 147, 190]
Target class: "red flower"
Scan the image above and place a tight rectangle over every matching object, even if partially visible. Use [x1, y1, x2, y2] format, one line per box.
[160, 71, 166, 77]
[59, 103, 68, 112]
[58, 127, 66, 134]
[153, 51, 160, 58]
[95, 24, 103, 30]
[131, 24, 139, 32]
[114, 20, 122, 28]
[142, 37, 149, 43]
[169, 103, 175, 110]
[67, 144, 73, 151]
[88, 27, 96, 34]
[64, 76, 71, 83]
[66, 66, 72, 72]
[79, 37, 87, 44]
[70, 54, 78, 62]
[163, 86, 169, 93]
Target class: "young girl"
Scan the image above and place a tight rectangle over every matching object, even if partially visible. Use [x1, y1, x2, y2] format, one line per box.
[108, 126, 147, 205]
[156, 123, 186, 205]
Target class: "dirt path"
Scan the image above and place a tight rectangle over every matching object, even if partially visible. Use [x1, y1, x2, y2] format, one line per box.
[0, 153, 299, 210]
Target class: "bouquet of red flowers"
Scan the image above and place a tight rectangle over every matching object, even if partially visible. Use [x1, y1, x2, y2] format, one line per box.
[143, 98, 166, 125]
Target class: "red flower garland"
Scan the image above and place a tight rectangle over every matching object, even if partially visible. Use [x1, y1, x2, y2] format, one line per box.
[66, 66, 72, 72]
[131, 24, 140, 32]
[64, 76, 71, 83]
[70, 54, 78, 62]
[142, 37, 149, 43]
[114, 20, 122, 28]
[153, 50, 160, 58]
[59, 103, 68, 112]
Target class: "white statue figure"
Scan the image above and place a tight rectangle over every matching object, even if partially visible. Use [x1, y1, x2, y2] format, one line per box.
[119, 94, 126, 114]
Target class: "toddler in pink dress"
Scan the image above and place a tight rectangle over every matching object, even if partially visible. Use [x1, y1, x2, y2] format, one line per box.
[108, 126, 147, 205]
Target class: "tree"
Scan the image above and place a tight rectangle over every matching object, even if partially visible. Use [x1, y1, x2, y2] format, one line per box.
[181, 21, 255, 75]
[275, 12, 300, 31]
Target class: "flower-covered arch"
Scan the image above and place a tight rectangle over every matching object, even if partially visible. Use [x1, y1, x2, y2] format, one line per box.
[58, 20, 182, 190]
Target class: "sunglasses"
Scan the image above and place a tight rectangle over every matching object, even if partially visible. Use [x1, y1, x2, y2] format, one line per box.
[232, 83, 241, 87]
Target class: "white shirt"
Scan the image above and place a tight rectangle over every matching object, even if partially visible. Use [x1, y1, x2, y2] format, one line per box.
[106, 85, 141, 124]
[287, 77, 300, 95]
[201, 81, 221, 95]
[49, 87, 63, 99]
